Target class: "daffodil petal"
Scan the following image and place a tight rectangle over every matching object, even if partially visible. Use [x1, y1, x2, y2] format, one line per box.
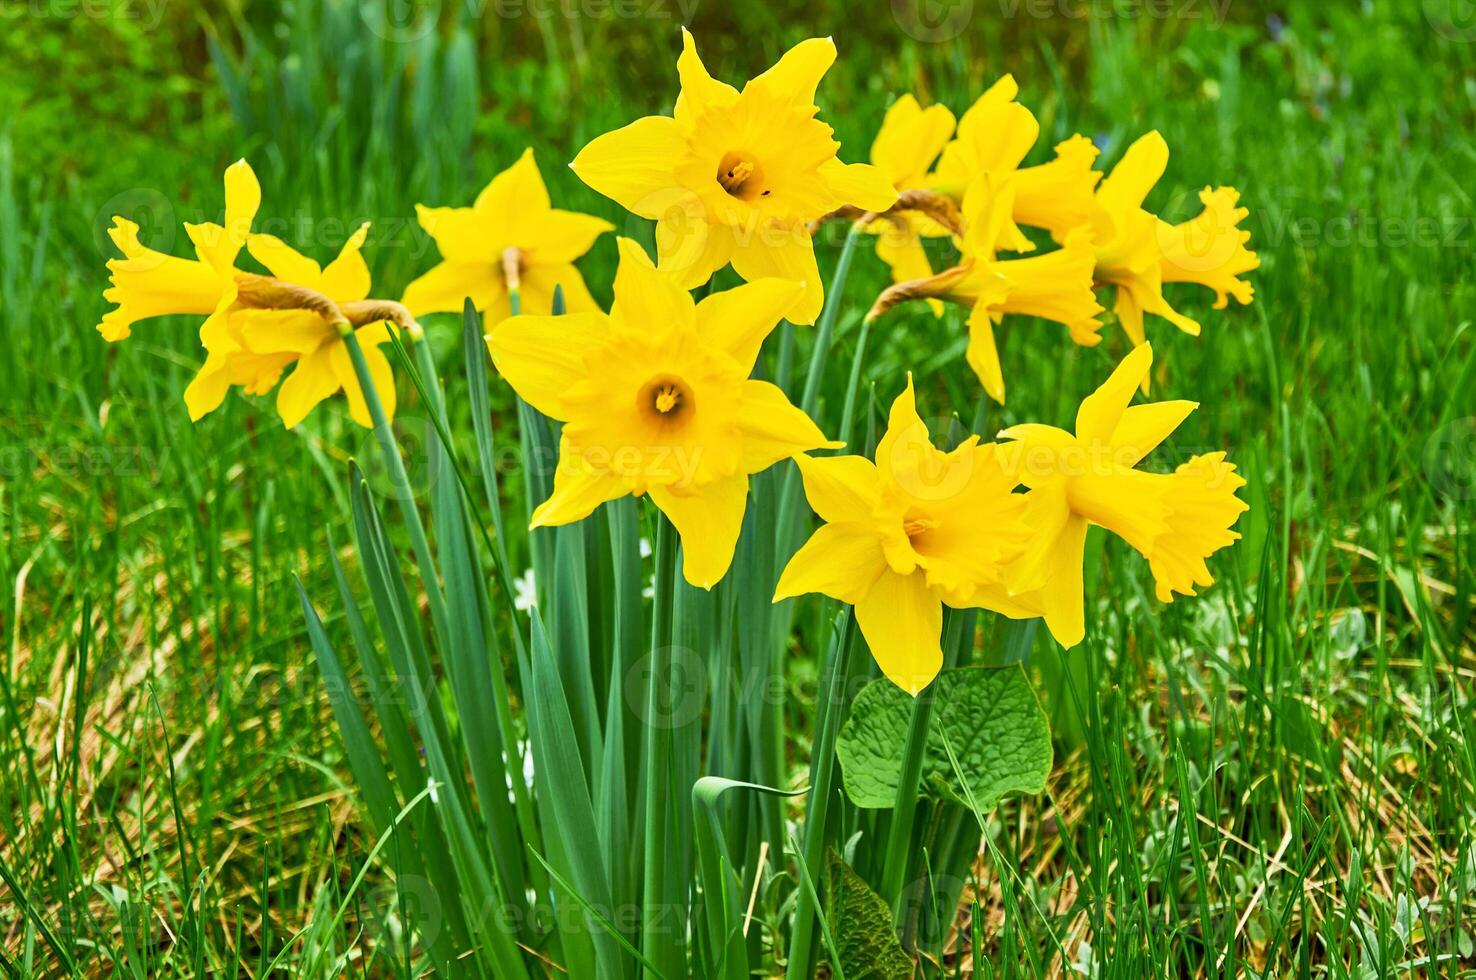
[675, 28, 740, 116]
[817, 159, 898, 214]
[474, 147, 552, 224]
[855, 569, 943, 696]
[650, 473, 749, 589]
[415, 203, 499, 264]
[402, 261, 505, 318]
[729, 229, 821, 325]
[521, 210, 614, 264]
[870, 95, 955, 186]
[748, 35, 835, 107]
[965, 304, 1007, 405]
[695, 277, 805, 371]
[522, 261, 601, 316]
[1074, 342, 1153, 443]
[531, 437, 630, 527]
[485, 311, 609, 420]
[1038, 513, 1089, 649]
[276, 345, 340, 429]
[773, 522, 887, 604]
[1098, 131, 1169, 215]
[222, 159, 261, 251]
[793, 453, 881, 525]
[321, 223, 373, 303]
[1109, 400, 1197, 466]
[247, 234, 322, 285]
[571, 115, 686, 217]
[738, 380, 841, 472]
[656, 206, 734, 289]
[610, 237, 695, 332]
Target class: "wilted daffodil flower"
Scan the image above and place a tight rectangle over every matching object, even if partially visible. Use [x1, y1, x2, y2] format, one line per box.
[774, 377, 1032, 695]
[864, 94, 957, 314]
[1086, 131, 1259, 348]
[979, 343, 1248, 648]
[867, 176, 1102, 405]
[933, 75, 1103, 252]
[98, 159, 413, 428]
[570, 29, 897, 324]
[403, 148, 612, 325]
[486, 238, 841, 589]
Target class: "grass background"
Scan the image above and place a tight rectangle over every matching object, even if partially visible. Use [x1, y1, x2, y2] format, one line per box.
[1, 0, 1474, 975]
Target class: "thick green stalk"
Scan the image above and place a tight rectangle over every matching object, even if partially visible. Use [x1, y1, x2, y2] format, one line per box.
[878, 609, 974, 909]
[340, 327, 451, 647]
[641, 514, 682, 979]
[785, 610, 855, 980]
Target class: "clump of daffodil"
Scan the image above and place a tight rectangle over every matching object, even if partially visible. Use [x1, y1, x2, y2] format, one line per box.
[486, 238, 841, 589]
[1084, 131, 1259, 348]
[403, 148, 613, 324]
[98, 159, 413, 428]
[976, 343, 1248, 648]
[932, 75, 1103, 252]
[570, 29, 897, 325]
[866, 176, 1103, 404]
[774, 377, 1033, 695]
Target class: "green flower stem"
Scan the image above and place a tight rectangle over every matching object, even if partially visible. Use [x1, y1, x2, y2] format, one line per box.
[837, 315, 873, 450]
[802, 221, 864, 418]
[641, 512, 682, 979]
[785, 609, 856, 980]
[339, 326, 451, 648]
[408, 331, 548, 901]
[878, 609, 974, 910]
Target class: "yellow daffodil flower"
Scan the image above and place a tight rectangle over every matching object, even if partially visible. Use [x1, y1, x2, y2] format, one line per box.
[979, 343, 1248, 648]
[774, 377, 1032, 695]
[865, 94, 957, 315]
[98, 159, 406, 428]
[486, 238, 841, 588]
[403, 148, 613, 324]
[867, 176, 1102, 405]
[933, 75, 1103, 252]
[570, 29, 897, 324]
[1087, 131, 1259, 348]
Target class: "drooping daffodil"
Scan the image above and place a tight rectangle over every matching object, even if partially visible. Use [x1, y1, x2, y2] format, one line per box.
[1085, 131, 1259, 349]
[977, 343, 1249, 647]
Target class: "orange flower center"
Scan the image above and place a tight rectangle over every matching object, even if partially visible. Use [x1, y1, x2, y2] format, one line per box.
[717, 152, 769, 201]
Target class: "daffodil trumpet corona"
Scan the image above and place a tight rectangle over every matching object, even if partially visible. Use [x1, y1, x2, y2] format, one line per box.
[570, 29, 897, 324]
[486, 237, 842, 590]
[775, 377, 1032, 696]
[97, 159, 410, 429]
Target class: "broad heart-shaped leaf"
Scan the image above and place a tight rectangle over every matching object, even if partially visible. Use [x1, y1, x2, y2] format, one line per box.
[836, 665, 1052, 811]
[824, 849, 914, 980]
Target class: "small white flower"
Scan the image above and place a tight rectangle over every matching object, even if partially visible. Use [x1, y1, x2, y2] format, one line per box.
[639, 537, 652, 559]
[513, 568, 537, 613]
